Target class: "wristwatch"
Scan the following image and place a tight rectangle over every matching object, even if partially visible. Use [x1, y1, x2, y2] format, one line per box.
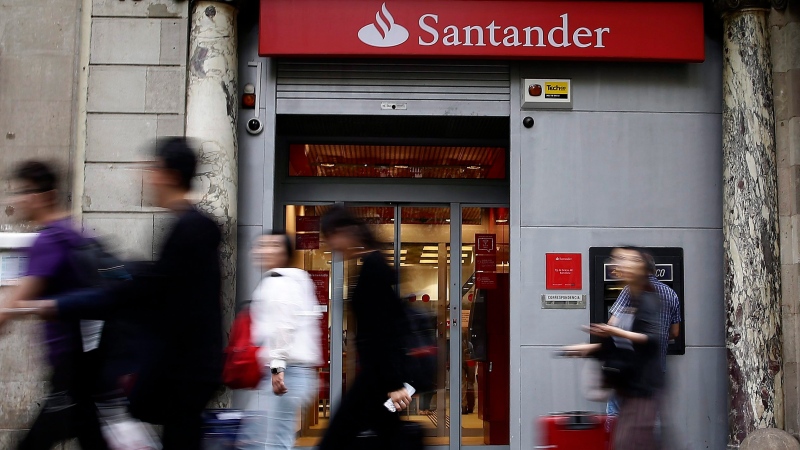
[271, 367, 285, 375]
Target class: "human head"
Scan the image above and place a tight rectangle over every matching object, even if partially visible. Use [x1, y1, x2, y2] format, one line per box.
[9, 160, 61, 223]
[610, 246, 649, 287]
[252, 232, 294, 272]
[147, 137, 196, 207]
[320, 205, 378, 256]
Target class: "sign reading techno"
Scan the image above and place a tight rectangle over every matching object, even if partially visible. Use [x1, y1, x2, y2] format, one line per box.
[260, 0, 705, 62]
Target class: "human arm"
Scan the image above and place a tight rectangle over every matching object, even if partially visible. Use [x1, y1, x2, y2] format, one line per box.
[0, 276, 46, 329]
[585, 323, 650, 344]
[670, 323, 680, 340]
[561, 343, 601, 357]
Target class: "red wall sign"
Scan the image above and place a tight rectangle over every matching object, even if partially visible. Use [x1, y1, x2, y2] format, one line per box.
[308, 270, 330, 365]
[546, 253, 582, 290]
[475, 234, 497, 289]
[260, 0, 704, 62]
[296, 216, 320, 233]
[296, 233, 320, 250]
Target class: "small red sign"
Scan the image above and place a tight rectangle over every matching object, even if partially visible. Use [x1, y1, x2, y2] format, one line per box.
[475, 234, 496, 255]
[308, 270, 330, 304]
[296, 216, 321, 233]
[475, 272, 497, 289]
[260, 0, 705, 62]
[296, 233, 320, 250]
[546, 253, 582, 290]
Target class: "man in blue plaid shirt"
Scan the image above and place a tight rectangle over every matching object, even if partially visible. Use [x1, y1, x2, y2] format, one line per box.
[606, 253, 681, 417]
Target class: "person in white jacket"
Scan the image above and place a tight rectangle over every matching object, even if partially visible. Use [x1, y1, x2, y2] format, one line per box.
[238, 232, 322, 450]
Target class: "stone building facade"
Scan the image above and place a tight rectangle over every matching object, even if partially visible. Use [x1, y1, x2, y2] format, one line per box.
[0, 0, 799, 448]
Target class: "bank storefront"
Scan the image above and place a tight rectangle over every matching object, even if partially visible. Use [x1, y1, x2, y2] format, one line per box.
[229, 0, 726, 448]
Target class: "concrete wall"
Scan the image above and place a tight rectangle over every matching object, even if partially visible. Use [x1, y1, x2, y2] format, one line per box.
[510, 37, 727, 449]
[0, 0, 82, 446]
[81, 0, 189, 261]
[0, 0, 82, 232]
[772, 1, 800, 440]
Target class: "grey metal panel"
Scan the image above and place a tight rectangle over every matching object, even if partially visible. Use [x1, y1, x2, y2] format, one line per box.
[276, 59, 510, 116]
[519, 111, 722, 229]
[519, 37, 723, 114]
[508, 63, 524, 450]
[276, 98, 510, 116]
[518, 227, 725, 348]
[518, 346, 727, 450]
[237, 105, 265, 226]
[236, 225, 263, 307]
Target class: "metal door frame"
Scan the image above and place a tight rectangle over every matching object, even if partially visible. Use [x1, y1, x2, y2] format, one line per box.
[276, 201, 509, 450]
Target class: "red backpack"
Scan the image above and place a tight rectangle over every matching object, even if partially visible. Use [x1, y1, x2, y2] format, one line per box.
[222, 309, 263, 389]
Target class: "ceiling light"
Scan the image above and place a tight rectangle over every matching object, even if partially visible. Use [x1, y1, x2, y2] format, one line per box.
[467, 165, 481, 170]
[320, 163, 335, 168]
[394, 165, 409, 169]
[423, 246, 439, 251]
[496, 219, 509, 223]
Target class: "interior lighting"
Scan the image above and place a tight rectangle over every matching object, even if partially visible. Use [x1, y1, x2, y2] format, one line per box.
[395, 165, 409, 169]
[496, 219, 509, 223]
[467, 165, 481, 170]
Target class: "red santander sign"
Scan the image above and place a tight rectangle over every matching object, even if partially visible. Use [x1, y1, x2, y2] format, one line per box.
[260, 0, 704, 62]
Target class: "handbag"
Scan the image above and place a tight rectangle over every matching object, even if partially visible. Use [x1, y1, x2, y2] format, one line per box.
[580, 358, 614, 402]
[222, 308, 263, 389]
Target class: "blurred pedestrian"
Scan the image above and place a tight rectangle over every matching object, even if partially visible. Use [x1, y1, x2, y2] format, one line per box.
[237, 232, 322, 450]
[0, 161, 109, 450]
[606, 252, 681, 419]
[316, 205, 414, 450]
[564, 246, 663, 450]
[16, 138, 224, 450]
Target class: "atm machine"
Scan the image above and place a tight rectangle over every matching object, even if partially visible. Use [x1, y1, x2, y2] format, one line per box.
[588, 247, 685, 355]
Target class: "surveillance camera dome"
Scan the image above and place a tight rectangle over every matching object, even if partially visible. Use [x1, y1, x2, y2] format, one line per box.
[246, 118, 263, 135]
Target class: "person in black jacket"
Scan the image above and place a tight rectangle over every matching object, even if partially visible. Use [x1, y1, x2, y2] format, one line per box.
[316, 205, 413, 450]
[18, 137, 224, 450]
[564, 246, 663, 449]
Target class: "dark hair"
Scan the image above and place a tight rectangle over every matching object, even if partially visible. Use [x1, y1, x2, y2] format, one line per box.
[154, 137, 196, 191]
[615, 246, 655, 291]
[12, 161, 58, 193]
[320, 204, 378, 250]
[643, 252, 656, 276]
[264, 231, 294, 263]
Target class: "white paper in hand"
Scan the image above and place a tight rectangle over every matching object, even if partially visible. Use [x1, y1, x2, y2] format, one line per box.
[384, 383, 416, 412]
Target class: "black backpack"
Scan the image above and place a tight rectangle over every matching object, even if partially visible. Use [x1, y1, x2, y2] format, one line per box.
[66, 236, 131, 352]
[400, 302, 438, 394]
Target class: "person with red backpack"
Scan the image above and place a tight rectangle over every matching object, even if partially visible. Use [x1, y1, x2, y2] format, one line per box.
[234, 232, 322, 450]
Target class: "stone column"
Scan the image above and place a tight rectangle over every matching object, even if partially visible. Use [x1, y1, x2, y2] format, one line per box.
[185, 1, 238, 336]
[715, 0, 785, 446]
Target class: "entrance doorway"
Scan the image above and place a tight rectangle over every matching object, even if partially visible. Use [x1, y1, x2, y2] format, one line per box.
[272, 115, 510, 449]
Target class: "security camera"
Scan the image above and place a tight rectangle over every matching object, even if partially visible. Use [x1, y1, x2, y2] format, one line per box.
[246, 118, 263, 135]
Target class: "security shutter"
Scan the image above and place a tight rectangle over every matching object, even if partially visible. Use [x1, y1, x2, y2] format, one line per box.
[275, 59, 510, 116]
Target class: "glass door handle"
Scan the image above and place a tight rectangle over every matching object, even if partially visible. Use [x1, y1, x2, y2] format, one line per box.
[489, 362, 493, 372]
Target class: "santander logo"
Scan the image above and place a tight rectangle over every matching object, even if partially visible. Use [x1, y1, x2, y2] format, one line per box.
[358, 3, 409, 47]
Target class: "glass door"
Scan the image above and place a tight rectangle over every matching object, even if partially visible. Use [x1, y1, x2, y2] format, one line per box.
[282, 203, 509, 450]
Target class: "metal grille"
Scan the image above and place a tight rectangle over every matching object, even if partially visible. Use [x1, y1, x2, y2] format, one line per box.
[276, 59, 510, 115]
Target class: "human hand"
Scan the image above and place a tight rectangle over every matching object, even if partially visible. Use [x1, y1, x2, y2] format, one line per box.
[561, 343, 596, 357]
[272, 372, 287, 395]
[583, 323, 618, 338]
[388, 387, 412, 412]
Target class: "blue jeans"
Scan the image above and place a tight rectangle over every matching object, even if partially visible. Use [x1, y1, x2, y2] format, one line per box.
[237, 366, 317, 450]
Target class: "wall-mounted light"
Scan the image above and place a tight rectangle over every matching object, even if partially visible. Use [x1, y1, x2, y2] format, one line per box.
[242, 83, 256, 109]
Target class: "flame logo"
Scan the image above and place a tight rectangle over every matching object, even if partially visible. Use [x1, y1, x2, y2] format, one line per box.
[358, 3, 409, 48]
